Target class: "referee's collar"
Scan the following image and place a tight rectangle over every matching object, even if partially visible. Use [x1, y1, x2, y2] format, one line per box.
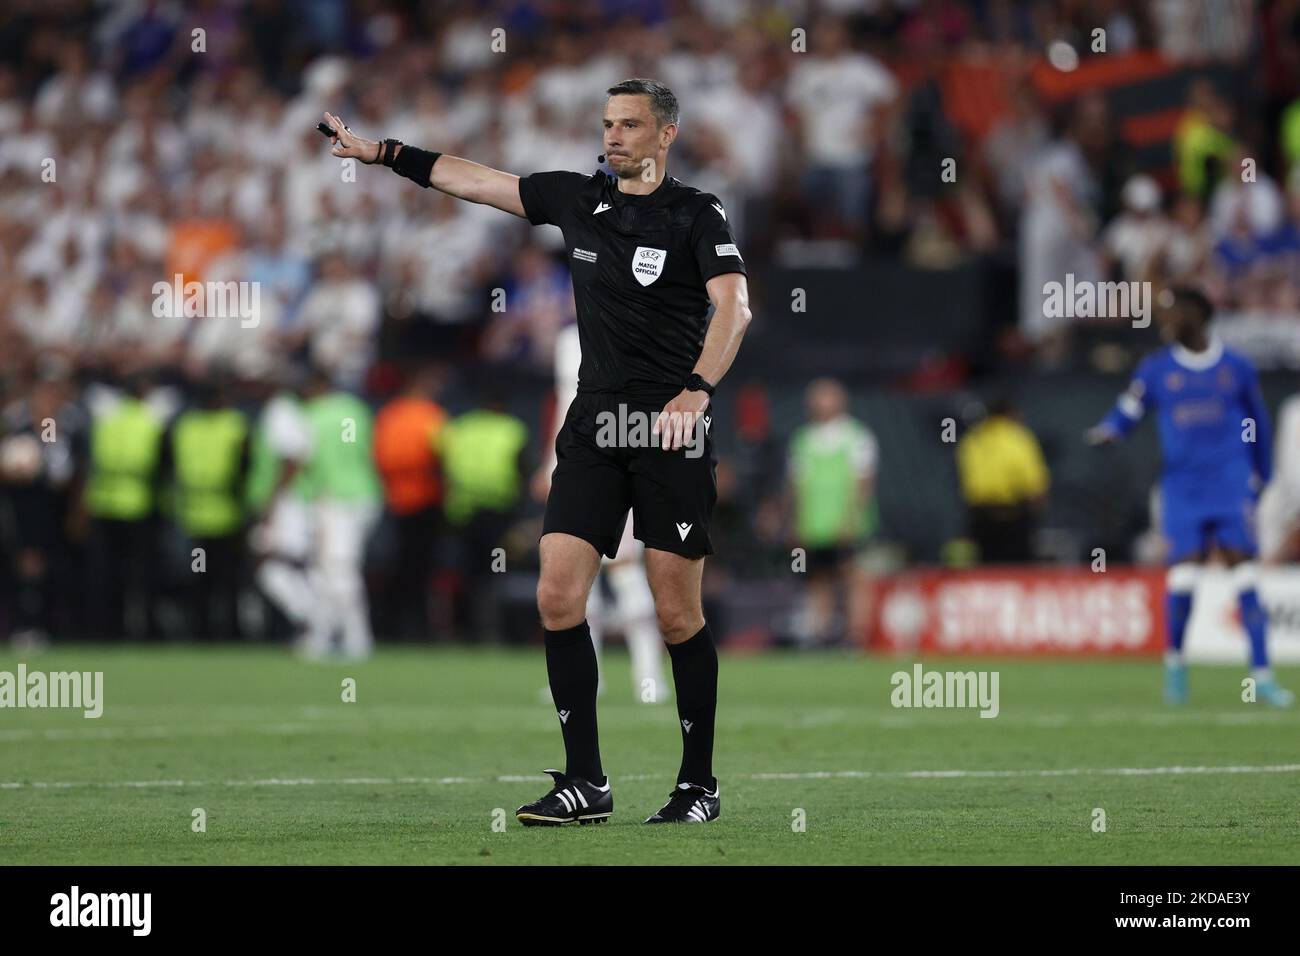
[609, 175, 677, 204]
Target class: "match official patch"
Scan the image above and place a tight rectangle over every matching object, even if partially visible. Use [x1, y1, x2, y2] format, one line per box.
[714, 243, 741, 258]
[632, 246, 666, 286]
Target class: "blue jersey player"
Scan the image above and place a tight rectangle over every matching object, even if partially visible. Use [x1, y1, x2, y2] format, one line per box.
[1090, 287, 1293, 707]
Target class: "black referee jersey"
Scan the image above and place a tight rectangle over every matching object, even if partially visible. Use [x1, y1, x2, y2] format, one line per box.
[518, 170, 746, 405]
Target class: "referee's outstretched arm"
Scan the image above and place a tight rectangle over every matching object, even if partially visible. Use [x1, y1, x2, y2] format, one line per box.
[323, 111, 527, 218]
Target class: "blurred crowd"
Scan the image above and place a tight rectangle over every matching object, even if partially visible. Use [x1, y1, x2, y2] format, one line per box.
[3, 0, 1300, 644]
[3, 1, 1298, 378]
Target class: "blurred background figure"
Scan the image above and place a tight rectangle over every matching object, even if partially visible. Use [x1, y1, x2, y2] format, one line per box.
[1103, 175, 1171, 284]
[0, 364, 86, 648]
[372, 363, 448, 642]
[297, 366, 381, 659]
[440, 388, 527, 643]
[247, 366, 322, 649]
[786, 378, 878, 647]
[956, 397, 1050, 564]
[168, 372, 249, 642]
[1018, 94, 1111, 359]
[82, 374, 171, 641]
[786, 14, 897, 242]
[1258, 393, 1300, 565]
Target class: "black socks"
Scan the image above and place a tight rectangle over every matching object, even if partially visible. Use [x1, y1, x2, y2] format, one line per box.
[545, 619, 718, 790]
[544, 621, 603, 783]
[667, 623, 718, 788]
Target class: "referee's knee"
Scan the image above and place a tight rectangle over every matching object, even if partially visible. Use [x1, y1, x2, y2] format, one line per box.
[657, 604, 704, 645]
[536, 578, 587, 630]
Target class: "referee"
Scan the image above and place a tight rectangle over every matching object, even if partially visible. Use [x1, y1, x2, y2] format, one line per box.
[324, 78, 752, 825]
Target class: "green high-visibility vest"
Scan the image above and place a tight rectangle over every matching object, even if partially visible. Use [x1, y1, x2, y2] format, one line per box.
[86, 398, 165, 521]
[789, 418, 878, 548]
[442, 410, 527, 525]
[301, 392, 381, 503]
[172, 408, 249, 537]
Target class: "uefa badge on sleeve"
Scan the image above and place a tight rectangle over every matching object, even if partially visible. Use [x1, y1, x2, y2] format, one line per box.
[632, 247, 666, 286]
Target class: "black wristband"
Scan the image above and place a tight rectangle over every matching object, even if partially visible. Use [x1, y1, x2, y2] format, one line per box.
[685, 373, 715, 396]
[377, 138, 400, 166]
[390, 144, 441, 187]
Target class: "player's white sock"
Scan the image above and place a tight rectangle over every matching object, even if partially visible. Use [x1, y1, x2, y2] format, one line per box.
[606, 562, 667, 702]
[258, 559, 313, 626]
[260, 559, 331, 655]
[1251, 667, 1274, 683]
[1164, 650, 1185, 667]
[324, 561, 372, 659]
[586, 579, 605, 692]
[302, 566, 335, 656]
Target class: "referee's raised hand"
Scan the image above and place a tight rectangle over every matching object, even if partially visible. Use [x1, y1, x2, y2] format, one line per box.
[322, 112, 382, 164]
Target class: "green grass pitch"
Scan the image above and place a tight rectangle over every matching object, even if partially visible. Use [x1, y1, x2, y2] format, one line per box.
[1, 645, 1297, 865]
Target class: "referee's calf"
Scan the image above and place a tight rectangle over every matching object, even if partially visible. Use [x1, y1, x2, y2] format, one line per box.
[324, 77, 752, 826]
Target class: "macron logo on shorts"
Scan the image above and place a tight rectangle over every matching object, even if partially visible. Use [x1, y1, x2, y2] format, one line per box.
[558, 710, 570, 724]
[676, 522, 692, 541]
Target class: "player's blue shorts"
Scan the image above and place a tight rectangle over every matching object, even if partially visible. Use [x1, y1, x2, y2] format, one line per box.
[1163, 494, 1257, 562]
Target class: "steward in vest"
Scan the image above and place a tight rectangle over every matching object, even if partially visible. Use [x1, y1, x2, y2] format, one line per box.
[168, 375, 251, 641]
[440, 390, 529, 642]
[84, 374, 168, 641]
[372, 364, 448, 641]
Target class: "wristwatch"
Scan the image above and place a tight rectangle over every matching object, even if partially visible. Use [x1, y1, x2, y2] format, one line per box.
[685, 373, 715, 396]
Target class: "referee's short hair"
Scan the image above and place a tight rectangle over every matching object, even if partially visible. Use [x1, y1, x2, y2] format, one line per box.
[607, 78, 679, 128]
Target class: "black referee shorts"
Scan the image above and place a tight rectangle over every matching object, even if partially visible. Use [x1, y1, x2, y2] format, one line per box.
[543, 391, 716, 559]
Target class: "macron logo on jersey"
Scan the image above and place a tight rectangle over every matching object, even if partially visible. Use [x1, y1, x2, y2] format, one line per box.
[711, 202, 727, 221]
[593, 202, 612, 215]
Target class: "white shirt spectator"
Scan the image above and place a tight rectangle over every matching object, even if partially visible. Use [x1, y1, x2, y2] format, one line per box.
[1209, 172, 1285, 242]
[788, 52, 896, 168]
[694, 82, 781, 194]
[263, 392, 313, 464]
[297, 277, 381, 388]
[34, 69, 117, 125]
[1019, 141, 1102, 340]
